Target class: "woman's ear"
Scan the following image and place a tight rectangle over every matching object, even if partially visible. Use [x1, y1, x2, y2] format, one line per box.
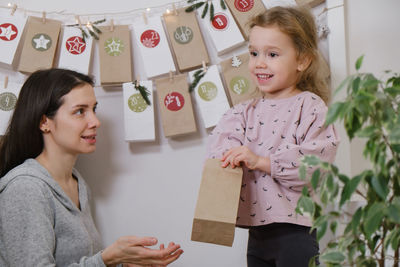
[39, 115, 50, 133]
[297, 54, 312, 72]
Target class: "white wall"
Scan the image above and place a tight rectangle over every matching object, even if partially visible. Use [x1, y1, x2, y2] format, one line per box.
[2, 0, 398, 266]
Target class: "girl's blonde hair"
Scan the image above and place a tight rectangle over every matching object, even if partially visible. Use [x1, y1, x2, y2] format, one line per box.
[249, 6, 331, 104]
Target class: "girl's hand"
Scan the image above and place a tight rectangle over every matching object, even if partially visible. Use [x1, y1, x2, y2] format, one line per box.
[221, 146, 270, 173]
[102, 236, 183, 266]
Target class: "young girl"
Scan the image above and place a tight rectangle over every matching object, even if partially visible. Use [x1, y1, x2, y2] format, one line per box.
[0, 68, 183, 266]
[206, 6, 339, 267]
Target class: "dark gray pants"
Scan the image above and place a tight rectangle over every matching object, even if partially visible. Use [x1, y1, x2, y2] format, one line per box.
[247, 223, 319, 267]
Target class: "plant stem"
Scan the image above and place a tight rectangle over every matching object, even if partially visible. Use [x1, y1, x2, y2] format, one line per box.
[394, 246, 399, 267]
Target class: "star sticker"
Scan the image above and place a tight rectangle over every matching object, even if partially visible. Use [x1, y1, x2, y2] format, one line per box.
[107, 39, 121, 53]
[33, 35, 50, 50]
[0, 25, 17, 40]
[66, 36, 86, 54]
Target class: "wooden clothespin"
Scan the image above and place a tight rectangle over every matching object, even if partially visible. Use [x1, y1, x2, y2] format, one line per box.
[169, 70, 174, 82]
[202, 60, 207, 73]
[42, 11, 46, 24]
[172, 3, 178, 16]
[4, 76, 9, 89]
[110, 19, 114, 32]
[135, 76, 141, 87]
[142, 12, 148, 25]
[10, 4, 17, 16]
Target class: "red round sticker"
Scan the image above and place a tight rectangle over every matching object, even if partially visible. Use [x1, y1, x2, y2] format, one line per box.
[211, 13, 229, 30]
[140, 30, 160, 48]
[164, 92, 185, 111]
[0, 23, 18, 41]
[234, 0, 254, 12]
[65, 36, 86, 55]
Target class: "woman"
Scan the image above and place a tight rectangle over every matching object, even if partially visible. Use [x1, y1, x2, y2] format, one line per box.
[0, 68, 183, 266]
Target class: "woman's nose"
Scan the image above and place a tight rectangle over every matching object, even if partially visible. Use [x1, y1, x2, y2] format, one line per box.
[88, 112, 101, 128]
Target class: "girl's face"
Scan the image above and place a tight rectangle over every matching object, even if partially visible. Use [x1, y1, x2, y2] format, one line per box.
[248, 25, 307, 99]
[42, 83, 101, 156]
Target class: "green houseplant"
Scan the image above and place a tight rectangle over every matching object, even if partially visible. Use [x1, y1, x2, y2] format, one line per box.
[296, 56, 400, 267]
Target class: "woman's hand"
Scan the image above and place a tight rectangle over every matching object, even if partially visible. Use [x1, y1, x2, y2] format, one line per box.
[102, 236, 183, 266]
[221, 146, 270, 173]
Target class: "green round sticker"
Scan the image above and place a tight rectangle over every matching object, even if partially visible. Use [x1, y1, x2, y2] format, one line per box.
[174, 26, 193, 44]
[198, 81, 218, 101]
[0, 92, 17, 111]
[229, 76, 249, 95]
[31, 33, 52, 51]
[105, 37, 124, 56]
[128, 93, 148, 113]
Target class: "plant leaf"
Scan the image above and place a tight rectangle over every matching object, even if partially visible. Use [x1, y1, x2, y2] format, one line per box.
[220, 0, 226, 9]
[325, 102, 346, 125]
[339, 174, 362, 207]
[370, 175, 388, 200]
[364, 202, 385, 238]
[311, 168, 320, 190]
[355, 55, 364, 71]
[185, 2, 205, 12]
[201, 2, 209, 18]
[320, 251, 345, 263]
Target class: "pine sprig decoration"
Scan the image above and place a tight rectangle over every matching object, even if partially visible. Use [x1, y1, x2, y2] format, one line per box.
[201, 2, 209, 19]
[134, 81, 151, 105]
[185, 2, 205, 12]
[210, 2, 215, 21]
[185, 0, 225, 20]
[66, 18, 106, 42]
[189, 69, 206, 92]
[220, 0, 226, 10]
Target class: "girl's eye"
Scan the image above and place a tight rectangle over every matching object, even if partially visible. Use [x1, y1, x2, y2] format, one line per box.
[269, 52, 278, 58]
[250, 51, 258, 57]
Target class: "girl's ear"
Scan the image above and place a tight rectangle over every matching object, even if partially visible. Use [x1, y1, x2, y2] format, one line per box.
[297, 54, 312, 72]
[39, 115, 50, 133]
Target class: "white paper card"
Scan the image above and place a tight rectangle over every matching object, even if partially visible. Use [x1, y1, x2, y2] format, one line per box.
[262, 0, 297, 8]
[189, 65, 230, 128]
[0, 80, 22, 135]
[132, 15, 176, 79]
[0, 13, 27, 65]
[58, 27, 93, 74]
[198, 0, 245, 55]
[122, 81, 155, 142]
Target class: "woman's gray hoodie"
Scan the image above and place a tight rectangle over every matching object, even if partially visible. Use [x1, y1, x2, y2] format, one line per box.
[0, 159, 106, 266]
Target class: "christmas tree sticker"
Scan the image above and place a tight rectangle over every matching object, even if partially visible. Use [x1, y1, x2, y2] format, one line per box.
[231, 55, 242, 67]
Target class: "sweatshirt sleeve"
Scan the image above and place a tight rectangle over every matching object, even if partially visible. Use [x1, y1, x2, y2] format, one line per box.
[0, 177, 107, 267]
[270, 100, 340, 191]
[205, 104, 247, 159]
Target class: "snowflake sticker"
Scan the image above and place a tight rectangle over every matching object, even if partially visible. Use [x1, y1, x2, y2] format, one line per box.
[234, 0, 254, 12]
[174, 26, 193, 45]
[0, 92, 17, 111]
[164, 92, 185, 111]
[0, 23, 18, 41]
[211, 13, 229, 31]
[105, 37, 124, 56]
[230, 76, 249, 95]
[140, 29, 160, 48]
[31, 33, 52, 51]
[66, 36, 86, 55]
[198, 81, 218, 101]
[128, 93, 148, 113]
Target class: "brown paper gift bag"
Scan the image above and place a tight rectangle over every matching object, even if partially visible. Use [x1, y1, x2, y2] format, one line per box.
[191, 158, 243, 246]
[163, 8, 210, 72]
[155, 74, 197, 137]
[18, 16, 61, 73]
[225, 0, 267, 40]
[221, 53, 261, 106]
[98, 25, 132, 86]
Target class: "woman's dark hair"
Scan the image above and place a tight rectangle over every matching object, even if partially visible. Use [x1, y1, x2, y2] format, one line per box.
[0, 68, 94, 177]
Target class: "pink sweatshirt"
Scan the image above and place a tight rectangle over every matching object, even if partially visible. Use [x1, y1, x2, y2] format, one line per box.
[206, 91, 339, 227]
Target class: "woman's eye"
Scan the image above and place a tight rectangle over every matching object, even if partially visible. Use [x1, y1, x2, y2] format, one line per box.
[250, 51, 258, 57]
[75, 108, 85, 115]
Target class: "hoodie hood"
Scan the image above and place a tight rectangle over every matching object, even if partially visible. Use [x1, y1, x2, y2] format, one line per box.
[0, 159, 86, 211]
